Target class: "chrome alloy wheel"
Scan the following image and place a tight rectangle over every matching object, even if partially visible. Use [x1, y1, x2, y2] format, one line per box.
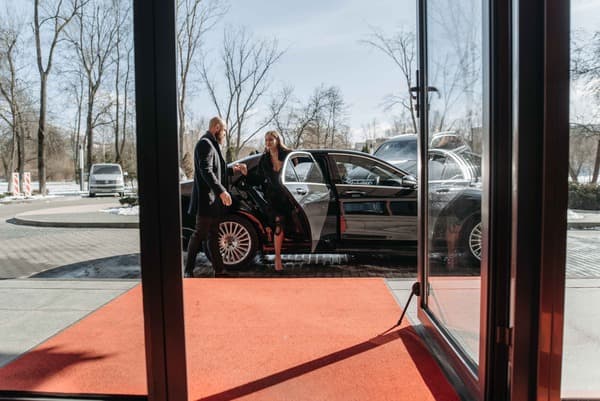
[218, 221, 252, 265]
[468, 221, 482, 261]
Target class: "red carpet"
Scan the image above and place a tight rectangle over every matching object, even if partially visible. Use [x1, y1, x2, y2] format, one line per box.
[0, 279, 460, 401]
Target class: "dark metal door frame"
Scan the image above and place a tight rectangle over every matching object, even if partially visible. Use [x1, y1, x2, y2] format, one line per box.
[509, 0, 569, 399]
[0, 1, 188, 401]
[133, 0, 188, 400]
[414, 0, 514, 399]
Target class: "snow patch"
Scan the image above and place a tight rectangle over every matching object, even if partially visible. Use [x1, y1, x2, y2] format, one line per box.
[101, 205, 139, 216]
[567, 209, 584, 220]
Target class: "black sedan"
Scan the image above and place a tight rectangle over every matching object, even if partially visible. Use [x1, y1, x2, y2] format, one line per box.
[181, 149, 477, 269]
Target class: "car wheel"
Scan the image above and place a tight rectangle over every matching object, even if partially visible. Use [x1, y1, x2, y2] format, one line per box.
[89, 192, 96, 198]
[209, 215, 258, 270]
[460, 216, 482, 265]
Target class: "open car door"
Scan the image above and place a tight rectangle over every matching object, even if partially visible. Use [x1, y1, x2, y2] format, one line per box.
[281, 151, 332, 252]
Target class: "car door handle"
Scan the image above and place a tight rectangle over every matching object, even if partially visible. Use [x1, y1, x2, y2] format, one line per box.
[343, 190, 366, 197]
[435, 188, 450, 193]
[295, 188, 307, 195]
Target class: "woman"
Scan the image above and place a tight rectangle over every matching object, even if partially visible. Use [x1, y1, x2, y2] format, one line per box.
[257, 130, 292, 271]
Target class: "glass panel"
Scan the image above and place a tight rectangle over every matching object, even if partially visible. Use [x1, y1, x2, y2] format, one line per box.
[562, 0, 600, 397]
[0, 0, 145, 396]
[425, 0, 484, 369]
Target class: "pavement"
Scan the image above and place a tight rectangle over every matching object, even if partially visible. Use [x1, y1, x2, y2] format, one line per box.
[10, 202, 139, 228]
[1, 200, 599, 398]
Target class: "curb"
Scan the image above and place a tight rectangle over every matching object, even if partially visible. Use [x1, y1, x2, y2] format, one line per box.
[10, 216, 139, 229]
[567, 222, 600, 230]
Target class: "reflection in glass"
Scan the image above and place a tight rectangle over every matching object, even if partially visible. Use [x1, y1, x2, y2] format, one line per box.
[425, 0, 484, 367]
[0, 0, 144, 396]
[562, 0, 600, 397]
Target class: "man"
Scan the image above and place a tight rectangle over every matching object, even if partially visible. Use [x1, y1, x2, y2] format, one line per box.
[185, 116, 247, 277]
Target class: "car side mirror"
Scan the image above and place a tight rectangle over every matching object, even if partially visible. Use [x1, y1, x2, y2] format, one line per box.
[401, 175, 417, 189]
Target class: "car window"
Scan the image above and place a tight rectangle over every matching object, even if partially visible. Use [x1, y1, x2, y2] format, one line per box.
[92, 165, 121, 175]
[441, 157, 464, 180]
[331, 154, 405, 187]
[284, 155, 325, 184]
[374, 139, 417, 161]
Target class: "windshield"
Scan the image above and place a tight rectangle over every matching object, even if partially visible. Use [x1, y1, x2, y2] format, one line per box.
[92, 165, 121, 175]
[374, 139, 417, 161]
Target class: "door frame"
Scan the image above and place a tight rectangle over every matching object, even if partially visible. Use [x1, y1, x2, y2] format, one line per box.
[415, 0, 570, 400]
[415, 0, 506, 399]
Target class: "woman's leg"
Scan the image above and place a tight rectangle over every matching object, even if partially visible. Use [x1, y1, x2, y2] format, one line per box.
[274, 216, 284, 271]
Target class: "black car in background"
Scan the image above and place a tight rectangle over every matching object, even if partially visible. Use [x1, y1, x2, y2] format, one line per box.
[374, 134, 482, 264]
[181, 148, 480, 269]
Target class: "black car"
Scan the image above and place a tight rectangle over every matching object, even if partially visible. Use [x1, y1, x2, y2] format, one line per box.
[181, 149, 479, 269]
[374, 135, 482, 265]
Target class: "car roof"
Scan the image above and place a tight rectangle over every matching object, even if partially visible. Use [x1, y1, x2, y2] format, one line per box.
[380, 134, 417, 142]
[91, 163, 121, 166]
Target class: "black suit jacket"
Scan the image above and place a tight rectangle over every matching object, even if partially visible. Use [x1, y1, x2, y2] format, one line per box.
[188, 132, 232, 216]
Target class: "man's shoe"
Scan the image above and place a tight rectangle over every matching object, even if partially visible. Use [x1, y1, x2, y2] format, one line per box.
[184, 271, 194, 278]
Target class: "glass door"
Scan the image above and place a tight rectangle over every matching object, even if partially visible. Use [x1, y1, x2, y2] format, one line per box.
[416, 0, 487, 396]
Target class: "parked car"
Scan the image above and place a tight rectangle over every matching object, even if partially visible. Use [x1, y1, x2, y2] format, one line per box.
[374, 135, 482, 264]
[88, 163, 125, 197]
[181, 148, 480, 269]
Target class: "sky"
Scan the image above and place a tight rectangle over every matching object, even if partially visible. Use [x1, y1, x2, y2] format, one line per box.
[193, 0, 417, 144]
[3, 0, 600, 146]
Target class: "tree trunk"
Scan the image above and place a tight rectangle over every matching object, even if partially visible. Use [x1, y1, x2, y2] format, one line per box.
[114, 64, 121, 163]
[17, 110, 25, 192]
[592, 137, 600, 184]
[37, 74, 47, 194]
[178, 95, 186, 162]
[86, 94, 94, 173]
[569, 165, 579, 183]
[7, 129, 16, 194]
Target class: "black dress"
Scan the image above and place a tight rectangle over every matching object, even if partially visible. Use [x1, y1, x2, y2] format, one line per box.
[256, 149, 292, 229]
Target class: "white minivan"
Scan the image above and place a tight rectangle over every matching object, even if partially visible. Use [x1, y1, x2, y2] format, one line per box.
[88, 163, 125, 197]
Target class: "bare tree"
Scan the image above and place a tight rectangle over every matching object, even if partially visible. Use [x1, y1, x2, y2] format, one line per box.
[272, 86, 326, 149]
[176, 0, 227, 161]
[322, 86, 348, 148]
[110, 0, 133, 164]
[0, 11, 34, 193]
[34, 0, 87, 194]
[362, 27, 418, 134]
[571, 30, 600, 182]
[63, 69, 85, 182]
[68, 0, 118, 173]
[202, 27, 286, 161]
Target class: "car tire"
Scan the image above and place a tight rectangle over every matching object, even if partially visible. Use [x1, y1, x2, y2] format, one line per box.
[460, 215, 482, 266]
[208, 214, 258, 270]
[89, 192, 96, 198]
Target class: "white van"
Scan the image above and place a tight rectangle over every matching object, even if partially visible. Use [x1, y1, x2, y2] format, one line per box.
[88, 163, 125, 197]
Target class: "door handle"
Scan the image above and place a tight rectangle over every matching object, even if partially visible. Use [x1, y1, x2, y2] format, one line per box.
[343, 190, 366, 197]
[295, 188, 307, 195]
[435, 188, 450, 193]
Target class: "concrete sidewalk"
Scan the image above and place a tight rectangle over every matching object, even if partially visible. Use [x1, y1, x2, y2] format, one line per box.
[11, 202, 139, 228]
[0, 279, 138, 368]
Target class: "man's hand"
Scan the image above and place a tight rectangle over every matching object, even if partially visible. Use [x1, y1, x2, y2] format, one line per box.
[233, 163, 248, 176]
[219, 191, 232, 206]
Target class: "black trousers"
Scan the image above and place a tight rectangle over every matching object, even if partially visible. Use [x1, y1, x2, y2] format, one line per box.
[185, 214, 224, 274]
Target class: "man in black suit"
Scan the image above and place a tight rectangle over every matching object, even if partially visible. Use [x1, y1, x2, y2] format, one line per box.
[185, 116, 247, 277]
